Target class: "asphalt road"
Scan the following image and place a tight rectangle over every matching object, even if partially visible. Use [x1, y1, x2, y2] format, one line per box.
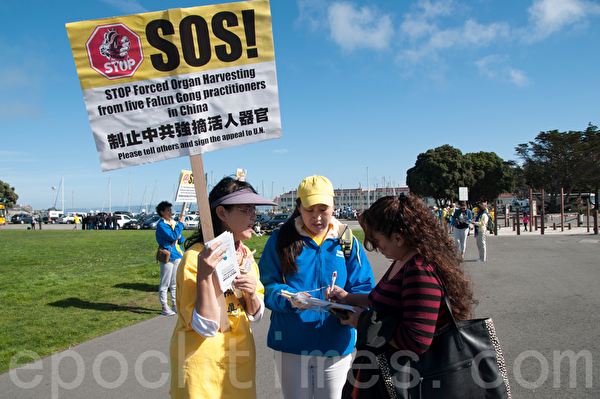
[1, 221, 599, 398]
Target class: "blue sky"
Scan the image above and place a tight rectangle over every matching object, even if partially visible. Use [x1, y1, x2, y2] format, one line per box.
[2, 0, 600, 212]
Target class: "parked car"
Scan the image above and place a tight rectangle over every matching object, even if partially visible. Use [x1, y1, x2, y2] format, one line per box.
[114, 211, 134, 218]
[254, 214, 271, 225]
[45, 210, 63, 224]
[11, 214, 32, 224]
[264, 214, 291, 229]
[114, 214, 132, 229]
[58, 212, 85, 224]
[141, 215, 161, 230]
[122, 214, 151, 230]
[184, 215, 200, 230]
[122, 218, 142, 230]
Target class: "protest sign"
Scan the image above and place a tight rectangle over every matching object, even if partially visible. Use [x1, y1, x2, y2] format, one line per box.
[236, 168, 247, 181]
[66, 0, 281, 172]
[175, 170, 196, 203]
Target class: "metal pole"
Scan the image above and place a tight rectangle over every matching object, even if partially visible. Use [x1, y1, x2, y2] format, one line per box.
[560, 187, 564, 232]
[541, 189, 545, 235]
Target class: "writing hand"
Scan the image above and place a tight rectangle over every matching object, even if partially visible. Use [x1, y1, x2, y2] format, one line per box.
[326, 285, 348, 304]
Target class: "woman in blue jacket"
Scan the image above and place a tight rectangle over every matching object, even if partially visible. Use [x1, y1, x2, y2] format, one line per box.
[155, 201, 185, 316]
[259, 175, 375, 399]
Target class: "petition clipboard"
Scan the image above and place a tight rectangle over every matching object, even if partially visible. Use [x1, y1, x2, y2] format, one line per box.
[280, 290, 356, 313]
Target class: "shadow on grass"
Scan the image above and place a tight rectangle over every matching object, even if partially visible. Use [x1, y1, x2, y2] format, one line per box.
[49, 297, 157, 314]
[114, 282, 158, 292]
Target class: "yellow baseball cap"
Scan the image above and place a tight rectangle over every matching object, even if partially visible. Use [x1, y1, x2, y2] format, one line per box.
[297, 175, 334, 207]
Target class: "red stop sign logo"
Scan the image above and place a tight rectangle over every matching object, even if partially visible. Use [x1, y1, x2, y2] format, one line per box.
[85, 23, 144, 80]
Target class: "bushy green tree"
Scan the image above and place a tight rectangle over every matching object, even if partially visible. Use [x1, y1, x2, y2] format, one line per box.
[466, 152, 515, 205]
[406, 145, 474, 206]
[0, 180, 19, 208]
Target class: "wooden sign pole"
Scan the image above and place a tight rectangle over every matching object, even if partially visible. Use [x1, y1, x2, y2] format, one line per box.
[190, 154, 230, 333]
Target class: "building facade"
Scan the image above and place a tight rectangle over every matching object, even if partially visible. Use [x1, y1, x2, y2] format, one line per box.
[275, 186, 410, 213]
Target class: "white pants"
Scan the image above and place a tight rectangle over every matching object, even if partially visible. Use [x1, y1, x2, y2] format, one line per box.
[274, 351, 353, 399]
[159, 258, 180, 308]
[476, 231, 487, 261]
[453, 227, 468, 255]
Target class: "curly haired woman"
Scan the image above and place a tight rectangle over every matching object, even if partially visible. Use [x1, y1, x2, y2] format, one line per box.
[327, 194, 474, 398]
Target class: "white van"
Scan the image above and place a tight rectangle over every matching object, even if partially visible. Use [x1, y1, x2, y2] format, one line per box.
[58, 212, 84, 224]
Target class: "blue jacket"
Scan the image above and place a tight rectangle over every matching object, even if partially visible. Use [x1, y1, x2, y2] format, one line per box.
[450, 208, 473, 228]
[155, 218, 185, 261]
[259, 217, 375, 357]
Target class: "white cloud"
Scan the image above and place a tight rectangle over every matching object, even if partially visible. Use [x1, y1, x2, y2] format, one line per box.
[401, 17, 436, 40]
[397, 17, 511, 71]
[419, 0, 456, 18]
[475, 54, 530, 86]
[273, 149, 289, 154]
[296, 0, 329, 31]
[527, 0, 600, 41]
[296, 0, 599, 83]
[397, 0, 512, 70]
[509, 69, 530, 86]
[462, 19, 511, 46]
[327, 2, 394, 51]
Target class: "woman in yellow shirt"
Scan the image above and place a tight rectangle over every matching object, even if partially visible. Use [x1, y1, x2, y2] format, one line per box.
[170, 177, 277, 398]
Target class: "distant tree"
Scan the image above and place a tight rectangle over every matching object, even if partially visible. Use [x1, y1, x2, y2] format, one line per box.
[508, 161, 529, 199]
[465, 152, 515, 205]
[515, 127, 592, 210]
[0, 180, 19, 207]
[579, 123, 600, 208]
[406, 145, 474, 206]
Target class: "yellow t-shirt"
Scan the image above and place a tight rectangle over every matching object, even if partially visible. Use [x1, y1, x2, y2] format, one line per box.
[302, 223, 332, 246]
[169, 242, 264, 399]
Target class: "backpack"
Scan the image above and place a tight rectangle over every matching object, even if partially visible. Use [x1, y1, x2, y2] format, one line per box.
[340, 226, 353, 261]
[486, 213, 495, 232]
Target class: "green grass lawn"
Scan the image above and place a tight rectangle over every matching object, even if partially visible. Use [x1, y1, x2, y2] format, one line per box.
[0, 227, 363, 374]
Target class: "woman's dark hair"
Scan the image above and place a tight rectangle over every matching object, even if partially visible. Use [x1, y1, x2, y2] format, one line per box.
[276, 198, 303, 278]
[156, 201, 172, 216]
[359, 194, 474, 321]
[184, 177, 256, 250]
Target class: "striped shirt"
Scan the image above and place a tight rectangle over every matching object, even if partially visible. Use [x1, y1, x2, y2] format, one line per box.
[368, 255, 450, 355]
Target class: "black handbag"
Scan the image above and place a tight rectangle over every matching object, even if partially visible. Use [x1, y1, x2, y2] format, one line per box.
[346, 267, 511, 399]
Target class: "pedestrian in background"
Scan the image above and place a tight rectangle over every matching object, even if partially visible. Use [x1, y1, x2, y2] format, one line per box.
[473, 202, 490, 262]
[523, 212, 530, 231]
[155, 201, 185, 316]
[450, 201, 472, 260]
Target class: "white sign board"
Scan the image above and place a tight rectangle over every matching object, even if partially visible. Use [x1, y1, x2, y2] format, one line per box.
[459, 187, 468, 201]
[67, 1, 281, 171]
[175, 170, 196, 203]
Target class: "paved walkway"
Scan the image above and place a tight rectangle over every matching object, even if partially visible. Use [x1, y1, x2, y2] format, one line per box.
[1, 222, 598, 398]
